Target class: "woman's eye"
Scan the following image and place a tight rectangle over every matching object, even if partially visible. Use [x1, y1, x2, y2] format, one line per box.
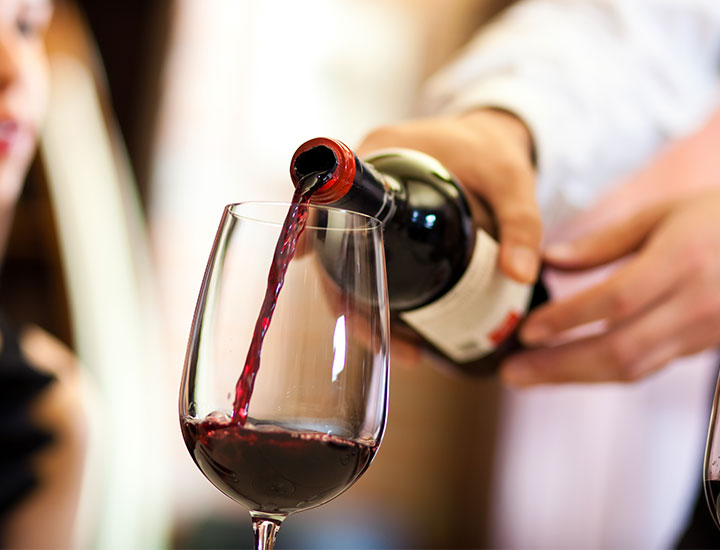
[16, 18, 42, 38]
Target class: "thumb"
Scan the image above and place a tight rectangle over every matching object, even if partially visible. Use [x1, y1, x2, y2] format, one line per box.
[544, 201, 675, 270]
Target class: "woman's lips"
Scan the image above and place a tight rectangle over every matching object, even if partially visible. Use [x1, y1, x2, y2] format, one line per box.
[0, 120, 18, 154]
[0, 119, 34, 157]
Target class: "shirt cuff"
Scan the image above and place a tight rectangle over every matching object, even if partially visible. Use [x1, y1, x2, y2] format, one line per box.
[422, 73, 581, 225]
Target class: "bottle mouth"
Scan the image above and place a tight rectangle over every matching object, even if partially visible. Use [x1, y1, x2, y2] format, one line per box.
[290, 137, 356, 204]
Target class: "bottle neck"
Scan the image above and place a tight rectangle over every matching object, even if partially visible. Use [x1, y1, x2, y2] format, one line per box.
[290, 137, 397, 223]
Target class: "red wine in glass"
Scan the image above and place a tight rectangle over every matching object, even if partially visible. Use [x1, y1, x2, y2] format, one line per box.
[182, 415, 377, 515]
[180, 182, 388, 550]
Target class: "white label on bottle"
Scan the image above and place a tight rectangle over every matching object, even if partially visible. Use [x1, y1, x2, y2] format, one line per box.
[399, 230, 532, 363]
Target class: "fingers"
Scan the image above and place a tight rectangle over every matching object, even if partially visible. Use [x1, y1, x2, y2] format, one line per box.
[544, 201, 675, 270]
[489, 168, 542, 284]
[390, 330, 423, 366]
[454, 119, 542, 283]
[520, 245, 684, 344]
[458, 112, 541, 284]
[501, 334, 681, 386]
[501, 284, 718, 386]
[356, 113, 542, 285]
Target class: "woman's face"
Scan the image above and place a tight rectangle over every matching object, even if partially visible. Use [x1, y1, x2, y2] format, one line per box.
[0, 0, 51, 206]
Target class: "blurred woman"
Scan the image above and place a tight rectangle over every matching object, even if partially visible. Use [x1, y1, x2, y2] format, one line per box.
[0, 1, 87, 547]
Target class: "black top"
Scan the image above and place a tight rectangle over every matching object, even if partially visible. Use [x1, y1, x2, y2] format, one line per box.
[0, 314, 54, 532]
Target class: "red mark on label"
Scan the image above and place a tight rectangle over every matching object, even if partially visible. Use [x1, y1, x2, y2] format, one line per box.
[489, 311, 522, 346]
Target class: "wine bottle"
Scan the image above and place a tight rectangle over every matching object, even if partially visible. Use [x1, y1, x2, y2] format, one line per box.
[290, 137, 542, 374]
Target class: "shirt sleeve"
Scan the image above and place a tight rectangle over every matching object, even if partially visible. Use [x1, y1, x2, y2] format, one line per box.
[421, 0, 720, 225]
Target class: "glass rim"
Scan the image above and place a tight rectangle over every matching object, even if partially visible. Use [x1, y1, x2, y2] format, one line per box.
[226, 201, 383, 232]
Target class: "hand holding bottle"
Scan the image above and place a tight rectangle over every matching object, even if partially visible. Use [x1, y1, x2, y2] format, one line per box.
[357, 108, 540, 284]
[503, 189, 720, 386]
[292, 122, 539, 371]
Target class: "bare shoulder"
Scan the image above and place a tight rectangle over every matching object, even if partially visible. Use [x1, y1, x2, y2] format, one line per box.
[3, 326, 90, 549]
[20, 325, 78, 379]
[18, 325, 88, 449]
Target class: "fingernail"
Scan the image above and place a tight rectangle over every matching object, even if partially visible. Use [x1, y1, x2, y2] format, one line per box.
[501, 360, 535, 387]
[521, 322, 551, 345]
[509, 245, 538, 282]
[544, 242, 576, 262]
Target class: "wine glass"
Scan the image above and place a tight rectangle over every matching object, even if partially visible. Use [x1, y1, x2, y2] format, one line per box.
[179, 201, 390, 549]
[704, 375, 720, 529]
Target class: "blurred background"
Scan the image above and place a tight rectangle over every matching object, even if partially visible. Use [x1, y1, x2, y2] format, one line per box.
[13, 0, 720, 548]
[8, 0, 513, 547]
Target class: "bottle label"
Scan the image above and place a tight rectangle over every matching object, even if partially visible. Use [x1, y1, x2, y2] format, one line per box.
[399, 230, 532, 363]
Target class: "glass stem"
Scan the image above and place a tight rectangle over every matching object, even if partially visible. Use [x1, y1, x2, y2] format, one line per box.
[251, 516, 282, 550]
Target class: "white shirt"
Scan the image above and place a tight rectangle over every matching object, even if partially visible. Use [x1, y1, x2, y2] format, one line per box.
[424, 0, 720, 226]
[423, 1, 720, 548]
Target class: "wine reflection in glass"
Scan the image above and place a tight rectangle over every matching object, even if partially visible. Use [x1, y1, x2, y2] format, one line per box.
[704, 374, 720, 530]
[179, 201, 389, 549]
